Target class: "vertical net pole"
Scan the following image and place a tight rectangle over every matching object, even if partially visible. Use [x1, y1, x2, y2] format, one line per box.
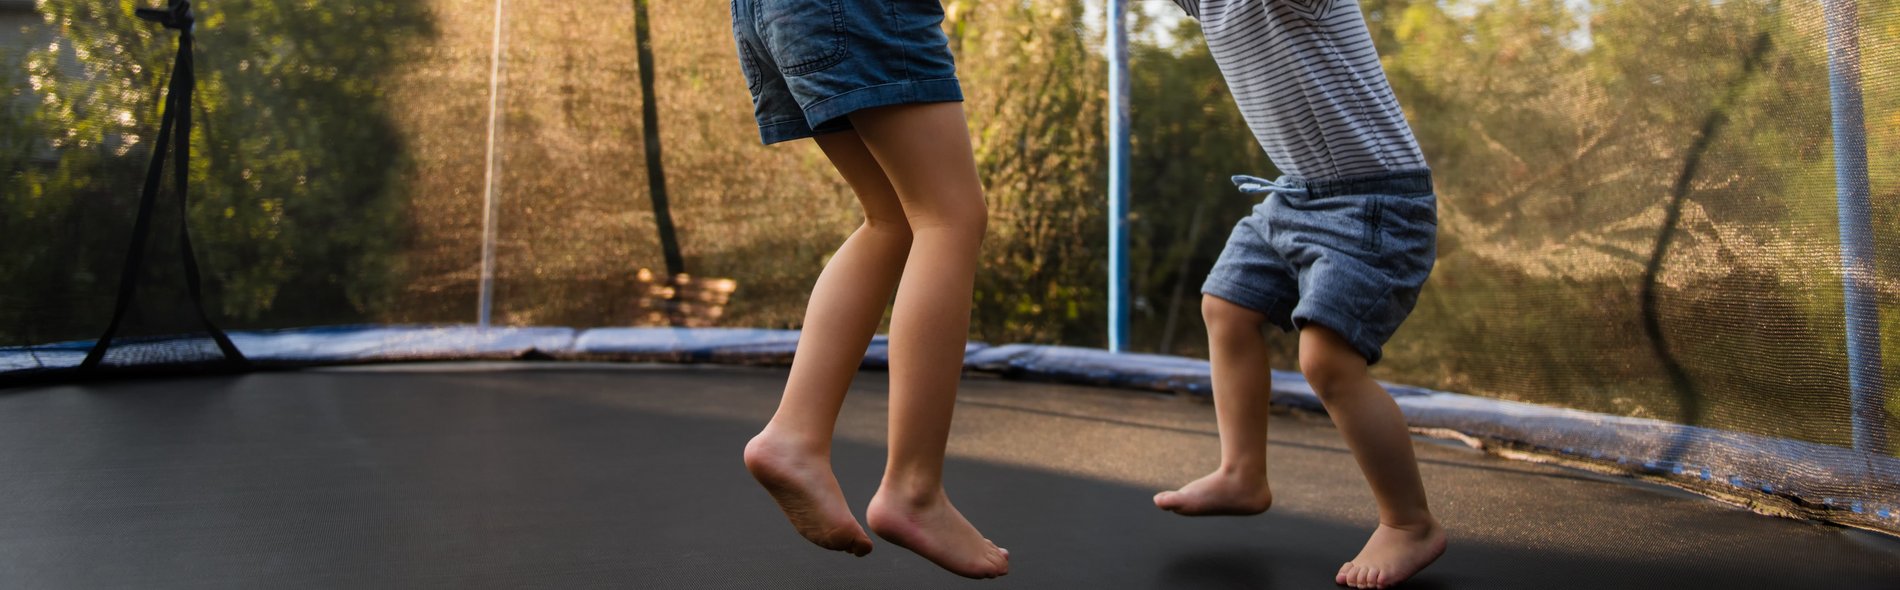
[478, 0, 508, 327]
[1107, 0, 1131, 352]
[1825, 0, 1886, 452]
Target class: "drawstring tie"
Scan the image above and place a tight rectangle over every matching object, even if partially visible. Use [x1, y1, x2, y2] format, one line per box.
[1232, 174, 1305, 195]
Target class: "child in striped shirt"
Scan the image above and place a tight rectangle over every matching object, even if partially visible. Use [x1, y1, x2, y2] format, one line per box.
[1152, 1, 1447, 588]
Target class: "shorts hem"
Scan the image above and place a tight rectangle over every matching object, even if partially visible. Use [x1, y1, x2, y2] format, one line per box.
[1201, 278, 1296, 332]
[759, 119, 818, 145]
[1291, 300, 1387, 365]
[802, 78, 964, 130]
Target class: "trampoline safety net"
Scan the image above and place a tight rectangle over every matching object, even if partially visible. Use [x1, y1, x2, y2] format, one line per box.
[0, 0, 1895, 533]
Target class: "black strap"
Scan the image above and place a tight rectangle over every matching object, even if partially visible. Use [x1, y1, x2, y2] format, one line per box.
[82, 0, 246, 370]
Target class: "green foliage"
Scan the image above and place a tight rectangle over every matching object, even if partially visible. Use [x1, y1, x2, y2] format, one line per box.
[956, 0, 1114, 345]
[1365, 0, 1898, 449]
[1123, 17, 1277, 357]
[3, 0, 431, 343]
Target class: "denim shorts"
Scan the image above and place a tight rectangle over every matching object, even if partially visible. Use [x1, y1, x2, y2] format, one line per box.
[730, 0, 964, 145]
[1201, 170, 1437, 364]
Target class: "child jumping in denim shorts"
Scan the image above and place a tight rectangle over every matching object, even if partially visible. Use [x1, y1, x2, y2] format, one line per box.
[1151, 1, 1447, 588]
[730, 0, 1009, 580]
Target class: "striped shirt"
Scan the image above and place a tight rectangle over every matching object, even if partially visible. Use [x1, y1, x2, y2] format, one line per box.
[1167, 0, 1427, 179]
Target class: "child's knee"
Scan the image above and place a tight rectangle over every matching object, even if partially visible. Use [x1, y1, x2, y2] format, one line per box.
[861, 216, 915, 244]
[1297, 342, 1368, 399]
[966, 200, 990, 237]
[1202, 295, 1265, 339]
[905, 203, 987, 245]
[963, 198, 990, 237]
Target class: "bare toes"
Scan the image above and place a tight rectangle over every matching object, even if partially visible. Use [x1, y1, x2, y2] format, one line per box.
[867, 491, 1007, 579]
[1154, 491, 1181, 510]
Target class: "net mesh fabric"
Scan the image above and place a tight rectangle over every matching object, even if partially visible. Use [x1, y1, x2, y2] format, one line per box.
[0, 0, 1893, 531]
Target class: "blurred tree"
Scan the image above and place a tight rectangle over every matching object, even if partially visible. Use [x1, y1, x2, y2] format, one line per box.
[3, 0, 433, 344]
[1124, 16, 1276, 357]
[633, 0, 683, 277]
[954, 0, 1113, 345]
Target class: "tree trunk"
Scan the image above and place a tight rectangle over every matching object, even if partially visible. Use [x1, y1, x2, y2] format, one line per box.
[1159, 200, 1206, 355]
[633, 0, 684, 277]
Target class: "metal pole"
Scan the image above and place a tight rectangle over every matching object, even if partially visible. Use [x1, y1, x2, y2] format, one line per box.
[477, 0, 507, 327]
[1107, 0, 1131, 352]
[1825, 0, 1886, 452]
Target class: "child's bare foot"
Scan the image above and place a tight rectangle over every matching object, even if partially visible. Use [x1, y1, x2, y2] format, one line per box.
[742, 430, 874, 556]
[1154, 469, 1274, 516]
[866, 486, 1010, 579]
[1335, 519, 1447, 589]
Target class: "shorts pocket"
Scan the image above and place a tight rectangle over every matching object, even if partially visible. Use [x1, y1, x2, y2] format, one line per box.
[1357, 284, 1417, 342]
[1361, 196, 1385, 253]
[732, 0, 764, 93]
[756, 0, 848, 76]
[1375, 193, 1438, 283]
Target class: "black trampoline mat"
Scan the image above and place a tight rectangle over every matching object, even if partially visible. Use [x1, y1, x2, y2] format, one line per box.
[1, 364, 1895, 589]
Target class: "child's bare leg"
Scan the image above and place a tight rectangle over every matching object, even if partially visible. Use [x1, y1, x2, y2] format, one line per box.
[1299, 326, 1445, 589]
[847, 102, 1008, 579]
[744, 130, 911, 558]
[1155, 295, 1276, 515]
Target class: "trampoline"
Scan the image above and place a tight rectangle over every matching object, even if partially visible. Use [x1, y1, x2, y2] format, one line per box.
[3, 364, 1896, 589]
[6, 0, 1900, 587]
